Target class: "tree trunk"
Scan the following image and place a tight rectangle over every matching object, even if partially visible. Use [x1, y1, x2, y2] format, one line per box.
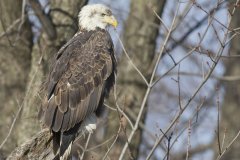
[215, 2, 240, 160]
[0, 0, 33, 154]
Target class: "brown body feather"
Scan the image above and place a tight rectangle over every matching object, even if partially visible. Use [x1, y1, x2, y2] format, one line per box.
[39, 28, 116, 158]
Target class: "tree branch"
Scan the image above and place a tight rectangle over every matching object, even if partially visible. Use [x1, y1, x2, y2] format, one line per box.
[29, 0, 57, 40]
[7, 129, 54, 160]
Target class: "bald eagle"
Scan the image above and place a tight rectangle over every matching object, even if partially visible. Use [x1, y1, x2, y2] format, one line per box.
[39, 4, 117, 159]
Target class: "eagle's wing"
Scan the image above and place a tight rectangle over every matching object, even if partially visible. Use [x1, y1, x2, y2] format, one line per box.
[41, 30, 114, 132]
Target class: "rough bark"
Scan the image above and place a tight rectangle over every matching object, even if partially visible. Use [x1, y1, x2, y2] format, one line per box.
[215, 3, 240, 160]
[0, 0, 33, 154]
[7, 129, 54, 160]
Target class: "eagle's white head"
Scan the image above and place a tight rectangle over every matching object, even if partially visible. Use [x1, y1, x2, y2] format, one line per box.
[78, 4, 118, 31]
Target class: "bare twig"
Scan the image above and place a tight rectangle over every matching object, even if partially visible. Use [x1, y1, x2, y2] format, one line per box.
[0, 61, 40, 149]
[114, 31, 149, 86]
[29, 0, 57, 40]
[118, 2, 181, 159]
[216, 130, 240, 160]
[17, 0, 26, 33]
[102, 123, 122, 160]
[146, 0, 239, 157]
[86, 135, 115, 152]
[153, 9, 169, 32]
[80, 133, 92, 160]
[221, 128, 227, 154]
[177, 65, 182, 110]
[216, 87, 222, 155]
[162, 97, 207, 160]
[102, 78, 125, 159]
[0, 103, 23, 149]
[105, 103, 134, 130]
[186, 120, 192, 160]
[161, 72, 240, 82]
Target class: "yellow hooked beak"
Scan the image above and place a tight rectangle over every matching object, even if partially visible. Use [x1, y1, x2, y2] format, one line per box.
[104, 15, 118, 28]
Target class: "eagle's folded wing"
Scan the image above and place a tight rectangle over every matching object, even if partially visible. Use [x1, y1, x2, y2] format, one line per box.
[40, 30, 114, 132]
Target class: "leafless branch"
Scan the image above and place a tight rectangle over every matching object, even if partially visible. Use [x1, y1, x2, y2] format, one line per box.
[28, 0, 56, 40]
[80, 133, 92, 160]
[0, 102, 23, 149]
[114, 30, 149, 86]
[119, 1, 181, 159]
[186, 120, 192, 160]
[146, 0, 239, 158]
[216, 130, 240, 160]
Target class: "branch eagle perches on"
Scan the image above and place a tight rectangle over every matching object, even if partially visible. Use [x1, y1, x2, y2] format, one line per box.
[7, 129, 54, 160]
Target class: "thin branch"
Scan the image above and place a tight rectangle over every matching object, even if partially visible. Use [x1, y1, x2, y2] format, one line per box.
[102, 121, 122, 160]
[0, 3, 14, 47]
[0, 17, 22, 39]
[86, 135, 115, 152]
[186, 120, 192, 160]
[118, 2, 181, 159]
[146, 0, 239, 157]
[153, 9, 169, 32]
[216, 87, 222, 155]
[80, 133, 92, 160]
[0, 103, 23, 149]
[221, 128, 227, 154]
[0, 60, 41, 149]
[216, 130, 240, 160]
[29, 0, 57, 40]
[114, 31, 149, 86]
[17, 0, 26, 33]
[161, 71, 240, 82]
[105, 103, 134, 130]
[102, 78, 125, 159]
[162, 97, 206, 160]
[177, 65, 182, 110]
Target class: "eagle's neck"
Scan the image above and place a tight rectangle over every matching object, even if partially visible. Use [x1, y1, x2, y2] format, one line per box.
[78, 18, 107, 31]
[79, 27, 106, 33]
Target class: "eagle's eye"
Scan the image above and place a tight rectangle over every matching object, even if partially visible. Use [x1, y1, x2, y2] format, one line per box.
[101, 13, 107, 16]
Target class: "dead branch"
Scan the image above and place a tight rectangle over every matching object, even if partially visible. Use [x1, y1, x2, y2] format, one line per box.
[28, 0, 56, 40]
[146, 0, 240, 158]
[7, 129, 54, 160]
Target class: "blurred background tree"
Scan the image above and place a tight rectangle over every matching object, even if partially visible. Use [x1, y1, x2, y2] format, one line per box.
[0, 0, 240, 160]
[216, 1, 240, 159]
